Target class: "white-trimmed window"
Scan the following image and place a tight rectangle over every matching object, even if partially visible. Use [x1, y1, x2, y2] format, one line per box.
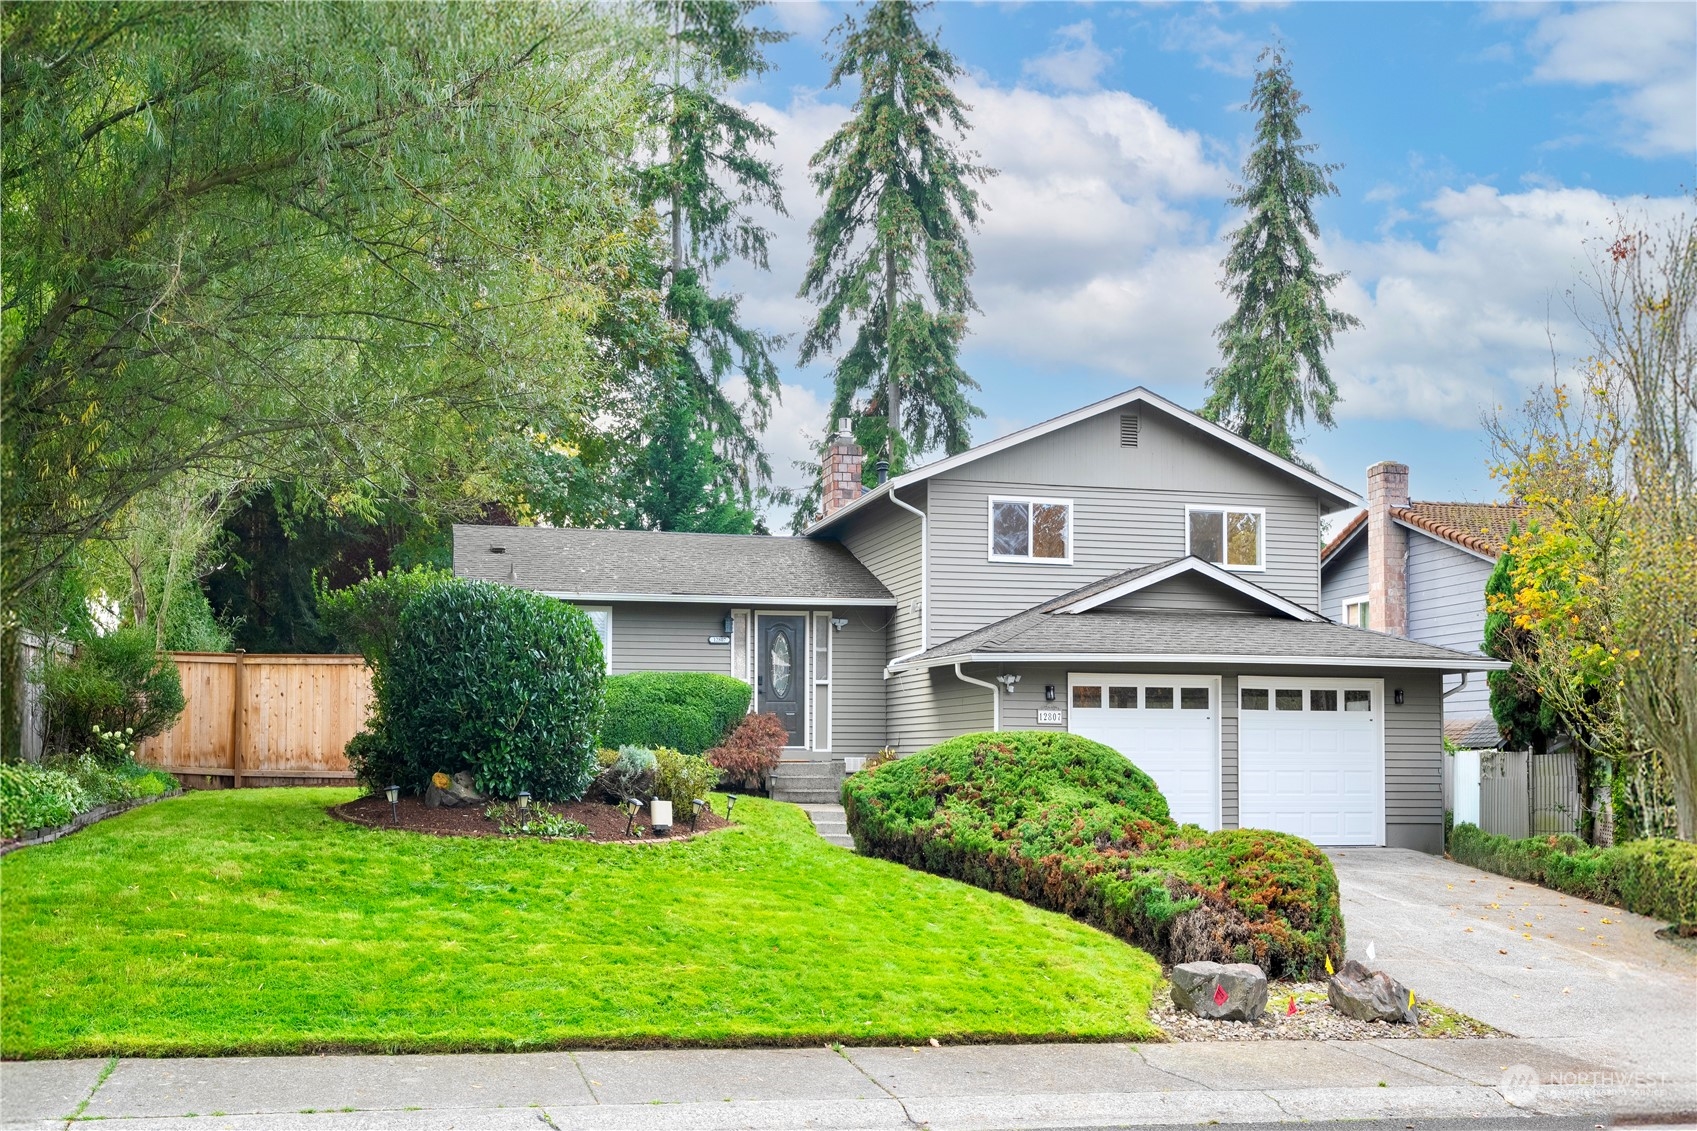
[578, 605, 612, 671]
[1341, 595, 1369, 628]
[1185, 505, 1264, 571]
[988, 497, 1072, 562]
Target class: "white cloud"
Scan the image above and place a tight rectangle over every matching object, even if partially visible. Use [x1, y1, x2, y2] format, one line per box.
[1159, 7, 1266, 79]
[767, 0, 836, 40]
[1523, 2, 1696, 157]
[1021, 20, 1115, 92]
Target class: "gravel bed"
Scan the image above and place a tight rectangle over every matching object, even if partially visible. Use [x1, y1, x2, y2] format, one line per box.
[1150, 980, 1503, 1041]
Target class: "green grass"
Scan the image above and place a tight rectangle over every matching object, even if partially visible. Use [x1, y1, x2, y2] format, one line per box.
[0, 789, 1162, 1058]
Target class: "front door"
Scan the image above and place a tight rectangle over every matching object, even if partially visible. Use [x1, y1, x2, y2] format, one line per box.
[757, 615, 806, 748]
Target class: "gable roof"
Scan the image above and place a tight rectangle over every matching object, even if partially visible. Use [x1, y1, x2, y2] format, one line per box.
[805, 387, 1362, 535]
[452, 525, 895, 605]
[1321, 501, 1529, 566]
[1049, 557, 1322, 621]
[893, 558, 1506, 673]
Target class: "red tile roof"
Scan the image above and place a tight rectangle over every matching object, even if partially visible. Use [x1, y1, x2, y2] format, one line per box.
[1321, 501, 1528, 563]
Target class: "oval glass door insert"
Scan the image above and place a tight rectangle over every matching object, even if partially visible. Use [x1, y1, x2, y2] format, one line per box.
[770, 631, 793, 697]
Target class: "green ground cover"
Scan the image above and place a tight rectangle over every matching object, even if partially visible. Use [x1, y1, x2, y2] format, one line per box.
[0, 788, 1162, 1058]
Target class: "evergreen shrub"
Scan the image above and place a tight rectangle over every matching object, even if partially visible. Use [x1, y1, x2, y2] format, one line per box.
[1448, 823, 1697, 924]
[378, 580, 606, 801]
[600, 672, 751, 756]
[842, 731, 1344, 976]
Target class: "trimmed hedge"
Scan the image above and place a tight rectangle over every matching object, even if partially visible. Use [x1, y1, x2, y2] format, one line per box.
[1448, 823, 1697, 924]
[599, 672, 752, 757]
[842, 731, 1343, 977]
[374, 580, 606, 801]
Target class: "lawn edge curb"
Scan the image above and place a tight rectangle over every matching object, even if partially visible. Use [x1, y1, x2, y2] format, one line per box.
[0, 790, 183, 858]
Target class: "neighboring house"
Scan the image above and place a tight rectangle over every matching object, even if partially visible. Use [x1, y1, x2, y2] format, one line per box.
[455, 388, 1504, 853]
[1319, 462, 1527, 752]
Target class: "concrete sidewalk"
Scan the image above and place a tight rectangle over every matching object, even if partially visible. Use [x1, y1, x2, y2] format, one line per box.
[4, 1038, 1693, 1131]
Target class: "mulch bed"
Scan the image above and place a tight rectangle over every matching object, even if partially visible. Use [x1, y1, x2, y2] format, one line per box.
[330, 794, 732, 844]
[1150, 979, 1503, 1042]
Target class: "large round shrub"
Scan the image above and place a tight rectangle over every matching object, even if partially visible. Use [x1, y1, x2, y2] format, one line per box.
[599, 672, 752, 756]
[382, 580, 606, 801]
[842, 731, 1343, 976]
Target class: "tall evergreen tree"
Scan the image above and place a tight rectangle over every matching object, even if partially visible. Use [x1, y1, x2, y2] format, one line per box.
[796, 0, 992, 522]
[637, 1, 788, 507]
[1202, 48, 1360, 463]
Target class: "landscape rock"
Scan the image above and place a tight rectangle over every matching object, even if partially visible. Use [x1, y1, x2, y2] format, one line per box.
[1170, 961, 1269, 1022]
[449, 771, 484, 804]
[1327, 959, 1418, 1024]
[424, 783, 464, 809]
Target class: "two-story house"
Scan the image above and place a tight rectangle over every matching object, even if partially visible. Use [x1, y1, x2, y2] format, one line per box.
[454, 388, 1504, 853]
[1319, 461, 1527, 751]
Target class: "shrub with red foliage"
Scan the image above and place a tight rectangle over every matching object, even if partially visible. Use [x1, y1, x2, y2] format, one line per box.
[705, 712, 789, 793]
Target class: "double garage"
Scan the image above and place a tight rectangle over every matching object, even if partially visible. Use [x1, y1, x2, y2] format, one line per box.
[1067, 673, 1385, 846]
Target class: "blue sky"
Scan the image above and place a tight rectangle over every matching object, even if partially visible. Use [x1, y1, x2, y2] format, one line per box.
[714, 2, 1696, 526]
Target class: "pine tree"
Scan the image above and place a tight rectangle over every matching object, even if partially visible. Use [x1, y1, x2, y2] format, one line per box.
[1202, 48, 1360, 463]
[639, 1, 789, 502]
[797, 0, 992, 502]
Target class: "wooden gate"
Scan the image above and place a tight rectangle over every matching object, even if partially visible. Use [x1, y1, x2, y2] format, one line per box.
[138, 652, 372, 787]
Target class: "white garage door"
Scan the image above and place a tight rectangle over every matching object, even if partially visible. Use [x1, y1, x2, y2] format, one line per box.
[1239, 678, 1384, 846]
[1068, 674, 1219, 830]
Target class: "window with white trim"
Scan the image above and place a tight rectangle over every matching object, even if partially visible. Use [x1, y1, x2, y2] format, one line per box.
[1186, 505, 1264, 570]
[578, 606, 612, 671]
[989, 497, 1072, 562]
[1341, 596, 1369, 628]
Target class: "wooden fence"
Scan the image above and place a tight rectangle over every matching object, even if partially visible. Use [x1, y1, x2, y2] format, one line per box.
[139, 652, 372, 787]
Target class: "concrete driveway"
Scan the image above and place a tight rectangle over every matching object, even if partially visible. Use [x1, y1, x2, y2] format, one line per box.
[1328, 847, 1697, 1084]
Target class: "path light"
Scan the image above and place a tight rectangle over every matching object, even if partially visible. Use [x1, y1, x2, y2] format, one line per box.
[517, 791, 531, 811]
[725, 794, 737, 822]
[691, 798, 705, 831]
[624, 797, 640, 836]
[385, 784, 400, 825]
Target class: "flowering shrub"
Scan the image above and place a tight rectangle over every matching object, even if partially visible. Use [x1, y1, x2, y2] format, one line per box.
[705, 713, 788, 792]
[842, 731, 1343, 976]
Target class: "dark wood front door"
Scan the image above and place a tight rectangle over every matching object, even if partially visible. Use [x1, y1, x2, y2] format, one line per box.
[757, 615, 805, 748]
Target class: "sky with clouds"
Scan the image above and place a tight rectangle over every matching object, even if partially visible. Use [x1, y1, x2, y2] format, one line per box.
[710, 1, 1696, 528]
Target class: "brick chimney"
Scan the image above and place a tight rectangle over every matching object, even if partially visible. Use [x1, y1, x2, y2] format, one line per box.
[1366, 461, 1409, 636]
[821, 420, 865, 518]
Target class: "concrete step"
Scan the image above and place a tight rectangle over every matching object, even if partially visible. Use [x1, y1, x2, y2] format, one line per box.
[771, 788, 843, 804]
[770, 765, 842, 780]
[819, 833, 856, 849]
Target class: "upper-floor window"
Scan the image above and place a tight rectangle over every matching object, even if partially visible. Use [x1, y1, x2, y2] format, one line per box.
[989, 497, 1072, 562]
[1186, 505, 1264, 571]
[1341, 596, 1369, 628]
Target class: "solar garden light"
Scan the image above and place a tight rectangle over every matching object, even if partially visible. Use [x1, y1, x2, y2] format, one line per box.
[691, 798, 706, 831]
[385, 784, 400, 825]
[725, 793, 737, 822]
[517, 790, 531, 811]
[623, 797, 640, 836]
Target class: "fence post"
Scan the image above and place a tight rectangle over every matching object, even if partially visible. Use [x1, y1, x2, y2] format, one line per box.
[230, 649, 246, 790]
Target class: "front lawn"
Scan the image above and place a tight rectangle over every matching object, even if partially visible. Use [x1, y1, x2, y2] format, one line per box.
[1, 789, 1162, 1058]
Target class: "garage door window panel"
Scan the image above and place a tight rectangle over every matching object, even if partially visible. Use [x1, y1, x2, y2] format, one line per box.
[1072, 685, 1102, 708]
[1310, 689, 1338, 712]
[1181, 687, 1210, 709]
[1345, 689, 1372, 712]
[1109, 686, 1137, 709]
[1241, 688, 1269, 711]
[1275, 689, 1303, 711]
[1145, 686, 1174, 709]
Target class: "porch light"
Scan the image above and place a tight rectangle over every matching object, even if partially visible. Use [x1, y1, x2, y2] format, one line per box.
[691, 798, 706, 831]
[723, 612, 736, 635]
[725, 794, 737, 822]
[1394, 689, 1405, 705]
[1045, 684, 1057, 702]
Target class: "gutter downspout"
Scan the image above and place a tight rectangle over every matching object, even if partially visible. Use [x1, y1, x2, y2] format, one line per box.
[884, 487, 929, 676]
[953, 663, 999, 731]
[1443, 672, 1471, 699]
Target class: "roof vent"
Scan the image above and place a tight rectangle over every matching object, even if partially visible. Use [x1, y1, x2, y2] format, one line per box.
[1119, 414, 1140, 447]
[489, 546, 506, 554]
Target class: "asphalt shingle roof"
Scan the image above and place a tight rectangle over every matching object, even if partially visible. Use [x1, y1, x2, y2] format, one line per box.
[1445, 716, 1507, 750]
[452, 525, 894, 604]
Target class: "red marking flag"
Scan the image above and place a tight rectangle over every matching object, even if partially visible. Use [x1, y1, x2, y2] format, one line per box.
[1287, 996, 1297, 1016]
[1213, 984, 1228, 1006]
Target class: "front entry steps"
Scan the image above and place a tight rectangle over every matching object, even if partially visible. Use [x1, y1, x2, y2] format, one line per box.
[800, 804, 855, 850]
[769, 759, 844, 805]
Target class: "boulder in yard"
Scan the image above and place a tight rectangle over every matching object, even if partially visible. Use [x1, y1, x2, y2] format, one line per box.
[449, 771, 484, 804]
[1327, 959, 1418, 1024]
[1170, 961, 1268, 1022]
[424, 782, 463, 809]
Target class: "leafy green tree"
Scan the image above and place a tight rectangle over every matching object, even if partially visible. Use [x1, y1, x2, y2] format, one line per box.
[2, 1, 656, 618]
[1483, 545, 1559, 755]
[626, 377, 757, 533]
[796, 0, 992, 523]
[1202, 48, 1360, 463]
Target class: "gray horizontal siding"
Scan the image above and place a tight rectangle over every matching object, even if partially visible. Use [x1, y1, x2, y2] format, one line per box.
[828, 612, 888, 757]
[1098, 574, 1272, 614]
[599, 602, 730, 675]
[1407, 532, 1494, 720]
[887, 666, 993, 755]
[1321, 536, 1370, 622]
[834, 487, 926, 662]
